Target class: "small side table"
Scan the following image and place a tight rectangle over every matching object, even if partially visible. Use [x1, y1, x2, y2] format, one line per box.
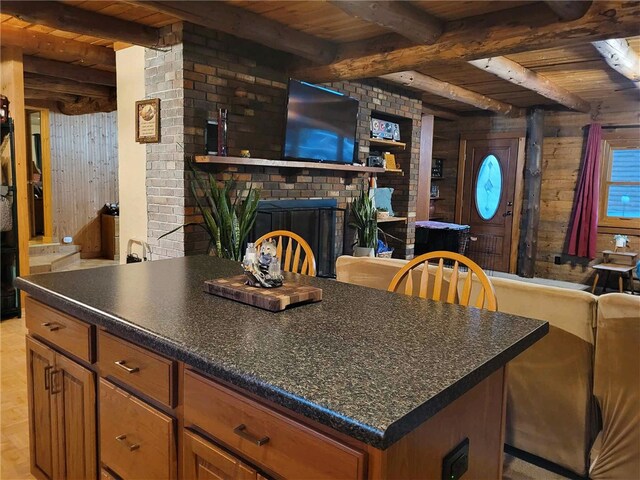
[591, 250, 638, 294]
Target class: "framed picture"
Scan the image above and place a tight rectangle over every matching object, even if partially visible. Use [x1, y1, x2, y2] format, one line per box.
[431, 158, 444, 178]
[135, 98, 160, 143]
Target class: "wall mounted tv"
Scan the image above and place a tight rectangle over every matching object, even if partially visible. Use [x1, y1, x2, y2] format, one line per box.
[283, 79, 359, 164]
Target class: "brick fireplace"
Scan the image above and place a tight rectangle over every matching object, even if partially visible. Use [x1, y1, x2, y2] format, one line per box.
[145, 22, 422, 261]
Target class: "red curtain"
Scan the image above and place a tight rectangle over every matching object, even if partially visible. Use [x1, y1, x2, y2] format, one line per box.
[567, 123, 602, 259]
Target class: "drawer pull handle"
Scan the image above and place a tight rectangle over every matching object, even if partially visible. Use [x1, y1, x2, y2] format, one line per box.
[41, 322, 60, 331]
[114, 360, 139, 374]
[233, 424, 270, 446]
[115, 434, 140, 452]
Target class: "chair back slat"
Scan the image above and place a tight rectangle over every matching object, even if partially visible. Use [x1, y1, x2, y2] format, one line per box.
[418, 264, 429, 299]
[432, 258, 444, 302]
[292, 243, 302, 272]
[447, 261, 459, 304]
[388, 251, 497, 312]
[404, 271, 414, 296]
[254, 230, 317, 276]
[283, 239, 293, 271]
[460, 272, 473, 306]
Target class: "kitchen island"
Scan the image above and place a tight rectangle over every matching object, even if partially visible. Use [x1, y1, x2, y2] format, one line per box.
[17, 256, 547, 479]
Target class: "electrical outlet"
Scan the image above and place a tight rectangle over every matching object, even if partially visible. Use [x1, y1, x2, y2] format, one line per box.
[554, 255, 562, 265]
[442, 438, 469, 480]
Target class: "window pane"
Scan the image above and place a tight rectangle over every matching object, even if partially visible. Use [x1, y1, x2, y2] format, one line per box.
[607, 184, 640, 218]
[610, 149, 640, 182]
[475, 154, 502, 220]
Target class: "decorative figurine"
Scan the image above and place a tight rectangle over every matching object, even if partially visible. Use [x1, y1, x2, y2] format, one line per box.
[243, 240, 284, 288]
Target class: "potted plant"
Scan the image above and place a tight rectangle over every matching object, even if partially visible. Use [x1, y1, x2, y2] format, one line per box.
[159, 168, 260, 261]
[376, 207, 389, 219]
[349, 189, 377, 257]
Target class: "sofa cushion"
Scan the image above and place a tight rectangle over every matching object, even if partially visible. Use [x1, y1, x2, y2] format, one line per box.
[590, 293, 640, 480]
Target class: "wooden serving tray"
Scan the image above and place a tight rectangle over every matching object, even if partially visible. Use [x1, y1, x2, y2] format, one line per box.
[203, 275, 322, 312]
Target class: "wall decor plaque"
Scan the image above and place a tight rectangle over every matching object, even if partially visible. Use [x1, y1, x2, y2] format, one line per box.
[135, 98, 160, 143]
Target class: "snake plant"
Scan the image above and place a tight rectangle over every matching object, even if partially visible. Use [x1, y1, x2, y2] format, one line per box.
[349, 188, 378, 249]
[159, 167, 260, 261]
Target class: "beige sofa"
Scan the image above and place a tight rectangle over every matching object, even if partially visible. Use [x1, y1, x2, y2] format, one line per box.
[336, 256, 639, 478]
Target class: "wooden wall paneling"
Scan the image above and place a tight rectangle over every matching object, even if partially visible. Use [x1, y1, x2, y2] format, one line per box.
[417, 114, 434, 221]
[40, 108, 53, 242]
[0, 46, 30, 279]
[49, 112, 118, 256]
[509, 138, 526, 274]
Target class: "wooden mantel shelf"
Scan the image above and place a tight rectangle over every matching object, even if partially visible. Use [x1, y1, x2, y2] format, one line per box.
[193, 155, 385, 173]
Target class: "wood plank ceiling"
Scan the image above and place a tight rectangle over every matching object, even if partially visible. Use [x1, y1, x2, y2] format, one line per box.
[0, 0, 638, 116]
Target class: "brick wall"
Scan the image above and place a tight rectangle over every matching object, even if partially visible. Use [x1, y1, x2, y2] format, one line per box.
[146, 22, 422, 260]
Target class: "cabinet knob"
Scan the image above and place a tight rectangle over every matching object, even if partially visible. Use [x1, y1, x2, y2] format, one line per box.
[233, 424, 270, 446]
[115, 434, 140, 452]
[114, 360, 139, 374]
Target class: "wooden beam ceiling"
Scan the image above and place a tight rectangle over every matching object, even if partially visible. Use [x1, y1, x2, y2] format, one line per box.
[23, 56, 116, 87]
[24, 88, 78, 104]
[380, 71, 524, 117]
[57, 97, 117, 115]
[0, 25, 116, 66]
[469, 56, 591, 112]
[592, 39, 640, 84]
[126, 0, 336, 63]
[544, 1, 593, 21]
[422, 105, 460, 121]
[329, 1, 443, 44]
[24, 73, 114, 99]
[296, 1, 639, 82]
[1, 1, 160, 48]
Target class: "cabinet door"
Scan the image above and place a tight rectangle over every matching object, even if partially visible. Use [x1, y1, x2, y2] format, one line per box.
[26, 336, 56, 480]
[51, 353, 97, 480]
[183, 430, 257, 480]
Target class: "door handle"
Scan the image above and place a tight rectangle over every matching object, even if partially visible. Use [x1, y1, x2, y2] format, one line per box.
[44, 365, 52, 391]
[502, 211, 512, 217]
[50, 369, 61, 395]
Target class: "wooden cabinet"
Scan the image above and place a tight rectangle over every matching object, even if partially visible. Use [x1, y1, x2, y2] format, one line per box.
[99, 378, 176, 480]
[26, 335, 96, 480]
[184, 369, 365, 480]
[183, 429, 259, 480]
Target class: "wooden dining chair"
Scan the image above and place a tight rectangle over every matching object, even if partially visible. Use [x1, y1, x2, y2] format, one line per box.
[255, 230, 317, 276]
[387, 251, 498, 311]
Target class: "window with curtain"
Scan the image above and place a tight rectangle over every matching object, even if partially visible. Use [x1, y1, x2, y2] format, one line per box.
[599, 139, 640, 232]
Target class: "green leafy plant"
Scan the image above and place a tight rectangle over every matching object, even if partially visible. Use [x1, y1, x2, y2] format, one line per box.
[349, 189, 378, 249]
[159, 168, 260, 261]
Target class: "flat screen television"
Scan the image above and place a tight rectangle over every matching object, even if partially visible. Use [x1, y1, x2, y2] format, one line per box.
[283, 79, 359, 164]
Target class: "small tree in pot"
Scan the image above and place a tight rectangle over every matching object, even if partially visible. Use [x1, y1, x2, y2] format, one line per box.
[349, 189, 377, 257]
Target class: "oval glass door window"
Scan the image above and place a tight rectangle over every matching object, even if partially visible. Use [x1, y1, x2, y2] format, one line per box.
[475, 154, 503, 220]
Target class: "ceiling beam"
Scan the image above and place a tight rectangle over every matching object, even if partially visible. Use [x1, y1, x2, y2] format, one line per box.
[329, 1, 443, 44]
[296, 1, 639, 82]
[57, 97, 117, 115]
[422, 105, 461, 121]
[469, 56, 591, 112]
[24, 56, 116, 87]
[380, 71, 524, 117]
[0, 25, 115, 66]
[127, 1, 336, 64]
[24, 88, 78, 104]
[592, 39, 640, 84]
[25, 73, 114, 99]
[1, 1, 160, 47]
[544, 1, 593, 21]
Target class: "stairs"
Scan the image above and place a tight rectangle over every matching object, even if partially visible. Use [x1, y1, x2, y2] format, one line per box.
[29, 243, 81, 274]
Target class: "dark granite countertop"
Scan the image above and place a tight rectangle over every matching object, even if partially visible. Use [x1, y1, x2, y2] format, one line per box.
[16, 256, 547, 449]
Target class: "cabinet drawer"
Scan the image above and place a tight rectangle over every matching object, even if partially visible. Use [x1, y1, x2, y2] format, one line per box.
[99, 379, 176, 480]
[26, 297, 93, 363]
[99, 330, 175, 407]
[183, 370, 365, 480]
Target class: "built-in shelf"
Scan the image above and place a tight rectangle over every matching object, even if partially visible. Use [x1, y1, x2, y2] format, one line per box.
[369, 138, 406, 150]
[430, 197, 445, 201]
[430, 176, 443, 180]
[382, 168, 404, 175]
[377, 216, 407, 224]
[193, 155, 385, 173]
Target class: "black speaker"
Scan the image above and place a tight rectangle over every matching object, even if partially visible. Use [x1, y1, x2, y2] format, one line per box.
[204, 119, 218, 154]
